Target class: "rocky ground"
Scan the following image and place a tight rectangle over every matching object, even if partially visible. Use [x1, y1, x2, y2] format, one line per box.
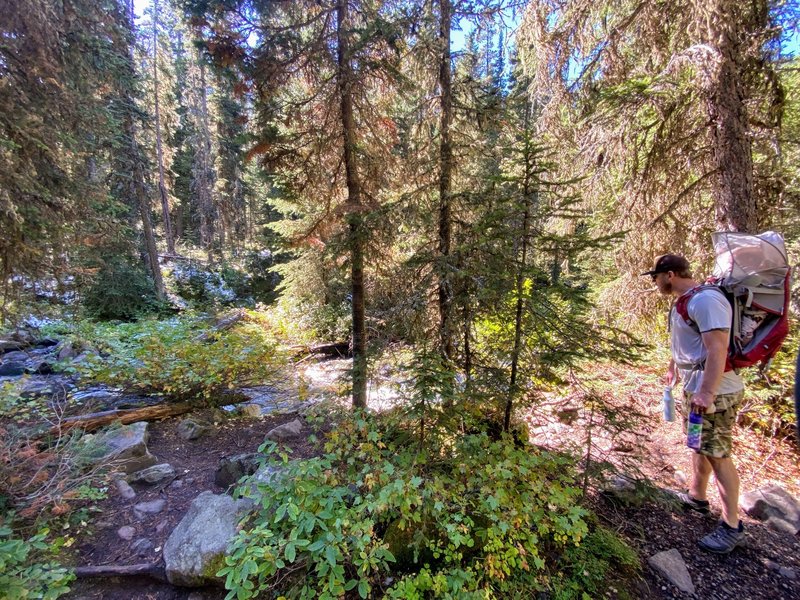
[2, 334, 798, 600]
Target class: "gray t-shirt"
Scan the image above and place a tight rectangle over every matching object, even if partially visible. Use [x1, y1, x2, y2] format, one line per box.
[670, 288, 744, 395]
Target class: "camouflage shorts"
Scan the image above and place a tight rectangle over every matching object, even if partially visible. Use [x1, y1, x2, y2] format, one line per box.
[680, 390, 743, 459]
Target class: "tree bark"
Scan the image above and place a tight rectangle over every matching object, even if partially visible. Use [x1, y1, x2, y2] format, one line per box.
[336, 0, 367, 409]
[702, 0, 757, 233]
[152, 0, 176, 254]
[438, 0, 455, 362]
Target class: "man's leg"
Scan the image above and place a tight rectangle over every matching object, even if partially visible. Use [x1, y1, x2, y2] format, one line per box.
[707, 456, 740, 527]
[689, 453, 713, 501]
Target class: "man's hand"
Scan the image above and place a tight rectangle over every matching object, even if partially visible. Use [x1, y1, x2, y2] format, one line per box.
[692, 390, 715, 413]
[664, 360, 678, 386]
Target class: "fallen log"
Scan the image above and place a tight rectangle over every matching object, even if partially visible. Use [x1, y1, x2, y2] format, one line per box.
[46, 391, 249, 437]
[194, 310, 246, 343]
[74, 563, 167, 582]
[51, 402, 194, 436]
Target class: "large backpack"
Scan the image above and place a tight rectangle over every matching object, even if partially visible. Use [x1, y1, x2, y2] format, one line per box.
[674, 231, 791, 373]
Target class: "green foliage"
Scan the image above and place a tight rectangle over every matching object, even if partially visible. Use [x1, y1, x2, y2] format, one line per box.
[0, 525, 74, 600]
[82, 259, 165, 321]
[552, 524, 640, 600]
[219, 413, 632, 599]
[72, 313, 283, 400]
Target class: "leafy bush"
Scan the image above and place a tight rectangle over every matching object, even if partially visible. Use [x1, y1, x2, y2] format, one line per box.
[0, 525, 74, 600]
[73, 313, 283, 400]
[220, 413, 631, 599]
[81, 259, 164, 321]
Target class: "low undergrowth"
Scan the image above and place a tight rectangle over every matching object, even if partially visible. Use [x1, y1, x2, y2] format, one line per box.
[222, 413, 640, 599]
[61, 311, 284, 401]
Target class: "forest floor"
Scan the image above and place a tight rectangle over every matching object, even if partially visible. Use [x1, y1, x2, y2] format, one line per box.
[60, 358, 800, 600]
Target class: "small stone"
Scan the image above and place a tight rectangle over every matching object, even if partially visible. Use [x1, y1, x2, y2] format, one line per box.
[239, 403, 262, 418]
[168, 479, 184, 490]
[766, 515, 798, 535]
[177, 419, 208, 441]
[763, 558, 781, 572]
[57, 341, 79, 361]
[117, 526, 136, 541]
[133, 499, 166, 519]
[265, 418, 304, 442]
[155, 520, 169, 533]
[779, 567, 797, 580]
[188, 593, 205, 600]
[115, 479, 136, 500]
[131, 538, 155, 557]
[129, 463, 175, 485]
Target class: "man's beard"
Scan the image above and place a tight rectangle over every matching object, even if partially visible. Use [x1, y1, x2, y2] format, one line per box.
[659, 280, 673, 295]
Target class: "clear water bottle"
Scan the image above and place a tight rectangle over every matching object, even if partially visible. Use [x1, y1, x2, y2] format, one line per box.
[687, 407, 703, 450]
[663, 386, 675, 422]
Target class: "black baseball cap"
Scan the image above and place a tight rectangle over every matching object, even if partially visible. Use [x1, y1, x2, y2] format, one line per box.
[640, 254, 690, 277]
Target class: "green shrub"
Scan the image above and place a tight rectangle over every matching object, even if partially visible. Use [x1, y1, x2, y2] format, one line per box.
[73, 313, 283, 400]
[0, 525, 74, 599]
[220, 414, 614, 600]
[81, 259, 164, 321]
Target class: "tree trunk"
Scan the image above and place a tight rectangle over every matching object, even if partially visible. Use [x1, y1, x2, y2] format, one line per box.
[336, 0, 367, 409]
[702, 0, 757, 233]
[152, 0, 176, 254]
[505, 105, 534, 433]
[195, 57, 216, 263]
[438, 0, 455, 362]
[122, 0, 164, 299]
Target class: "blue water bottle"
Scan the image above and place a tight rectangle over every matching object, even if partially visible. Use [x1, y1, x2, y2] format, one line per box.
[663, 386, 675, 422]
[687, 407, 703, 450]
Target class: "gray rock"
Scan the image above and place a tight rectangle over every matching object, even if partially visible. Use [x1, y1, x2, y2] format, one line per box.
[741, 484, 800, 534]
[19, 376, 71, 400]
[131, 538, 155, 557]
[0, 339, 25, 353]
[214, 453, 262, 489]
[83, 422, 158, 474]
[133, 499, 166, 519]
[25, 359, 54, 375]
[71, 388, 121, 407]
[265, 418, 304, 442]
[177, 419, 208, 441]
[129, 463, 175, 485]
[0, 361, 26, 376]
[238, 403, 262, 418]
[57, 341, 79, 361]
[117, 526, 136, 541]
[115, 479, 137, 500]
[156, 520, 169, 533]
[779, 567, 797, 580]
[163, 491, 254, 586]
[169, 479, 185, 491]
[648, 548, 695, 595]
[766, 515, 798, 535]
[2, 351, 29, 362]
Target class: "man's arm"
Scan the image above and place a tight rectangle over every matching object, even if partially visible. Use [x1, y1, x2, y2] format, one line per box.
[693, 328, 729, 411]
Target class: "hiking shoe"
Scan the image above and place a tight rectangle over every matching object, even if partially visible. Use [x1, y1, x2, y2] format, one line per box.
[672, 491, 711, 514]
[698, 521, 746, 554]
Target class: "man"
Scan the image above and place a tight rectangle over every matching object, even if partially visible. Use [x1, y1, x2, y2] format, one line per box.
[643, 254, 746, 554]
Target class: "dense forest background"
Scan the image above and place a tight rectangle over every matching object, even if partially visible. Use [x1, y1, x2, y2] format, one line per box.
[2, 0, 800, 598]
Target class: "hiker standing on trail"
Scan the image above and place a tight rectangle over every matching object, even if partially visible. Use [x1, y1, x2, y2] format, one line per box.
[643, 254, 746, 554]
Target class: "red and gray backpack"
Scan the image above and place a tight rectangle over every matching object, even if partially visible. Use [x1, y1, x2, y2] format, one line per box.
[674, 231, 791, 373]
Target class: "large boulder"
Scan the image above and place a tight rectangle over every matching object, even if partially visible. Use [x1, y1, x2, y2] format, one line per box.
[83, 422, 158, 474]
[741, 484, 800, 534]
[163, 491, 254, 587]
